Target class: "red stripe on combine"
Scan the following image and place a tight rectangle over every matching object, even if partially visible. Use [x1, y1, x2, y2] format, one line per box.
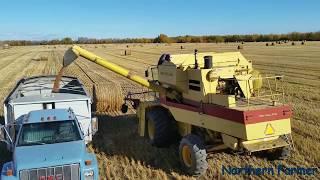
[160, 97, 292, 125]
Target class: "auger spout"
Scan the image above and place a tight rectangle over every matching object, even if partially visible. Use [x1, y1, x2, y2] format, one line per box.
[63, 45, 151, 88]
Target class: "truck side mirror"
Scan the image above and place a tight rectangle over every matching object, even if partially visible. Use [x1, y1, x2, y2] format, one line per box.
[0, 125, 13, 148]
[145, 70, 149, 77]
[91, 117, 98, 136]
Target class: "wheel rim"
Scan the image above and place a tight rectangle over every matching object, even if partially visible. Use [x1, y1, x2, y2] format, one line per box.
[148, 120, 155, 140]
[182, 145, 192, 167]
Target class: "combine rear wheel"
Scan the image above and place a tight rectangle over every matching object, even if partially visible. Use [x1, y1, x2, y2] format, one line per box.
[179, 134, 208, 176]
[146, 106, 179, 147]
[268, 146, 291, 160]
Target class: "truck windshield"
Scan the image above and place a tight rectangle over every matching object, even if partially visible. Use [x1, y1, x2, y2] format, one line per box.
[17, 120, 81, 146]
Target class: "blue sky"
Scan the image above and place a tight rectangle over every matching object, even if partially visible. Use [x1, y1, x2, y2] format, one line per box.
[0, 0, 319, 40]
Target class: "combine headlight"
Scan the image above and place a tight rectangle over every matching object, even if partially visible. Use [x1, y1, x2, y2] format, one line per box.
[84, 170, 94, 180]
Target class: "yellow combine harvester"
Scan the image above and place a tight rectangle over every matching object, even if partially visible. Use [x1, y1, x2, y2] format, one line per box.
[63, 45, 293, 176]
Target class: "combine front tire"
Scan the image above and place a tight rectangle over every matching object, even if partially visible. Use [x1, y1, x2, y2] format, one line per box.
[146, 106, 179, 147]
[179, 134, 208, 176]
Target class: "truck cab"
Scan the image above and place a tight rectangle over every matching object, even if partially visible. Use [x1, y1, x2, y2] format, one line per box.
[1, 108, 98, 180]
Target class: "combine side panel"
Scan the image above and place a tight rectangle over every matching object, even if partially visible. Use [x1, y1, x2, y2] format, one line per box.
[161, 97, 292, 141]
[245, 118, 291, 140]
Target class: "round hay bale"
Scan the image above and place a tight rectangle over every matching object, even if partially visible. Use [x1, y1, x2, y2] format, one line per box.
[126, 45, 129, 48]
[32, 57, 40, 61]
[40, 56, 48, 61]
[93, 82, 123, 112]
[301, 41, 305, 45]
[271, 42, 275, 46]
[237, 45, 243, 49]
[266, 43, 269, 46]
[292, 42, 295, 46]
[3, 44, 10, 49]
[124, 50, 131, 56]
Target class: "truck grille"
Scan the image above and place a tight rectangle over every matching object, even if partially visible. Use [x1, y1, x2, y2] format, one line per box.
[20, 163, 79, 180]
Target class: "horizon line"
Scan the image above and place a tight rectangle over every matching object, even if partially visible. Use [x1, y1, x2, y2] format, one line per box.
[1, 31, 319, 41]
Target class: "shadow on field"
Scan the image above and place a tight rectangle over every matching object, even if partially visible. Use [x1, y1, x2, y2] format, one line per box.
[0, 115, 12, 172]
[92, 114, 184, 175]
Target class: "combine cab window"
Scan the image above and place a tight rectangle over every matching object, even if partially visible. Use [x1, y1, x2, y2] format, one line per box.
[17, 121, 81, 146]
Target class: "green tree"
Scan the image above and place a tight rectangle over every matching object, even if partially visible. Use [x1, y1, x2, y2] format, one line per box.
[154, 34, 172, 43]
[61, 37, 73, 44]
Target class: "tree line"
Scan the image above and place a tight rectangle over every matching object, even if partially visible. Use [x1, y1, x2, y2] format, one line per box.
[2, 31, 320, 46]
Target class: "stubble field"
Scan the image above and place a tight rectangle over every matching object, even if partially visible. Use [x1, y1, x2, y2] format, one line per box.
[0, 42, 320, 179]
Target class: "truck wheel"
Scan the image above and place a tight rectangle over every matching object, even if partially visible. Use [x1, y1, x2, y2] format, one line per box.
[146, 106, 179, 147]
[179, 134, 208, 176]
